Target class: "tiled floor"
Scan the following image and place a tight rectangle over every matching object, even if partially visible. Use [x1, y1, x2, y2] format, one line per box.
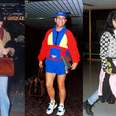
[83, 61, 116, 116]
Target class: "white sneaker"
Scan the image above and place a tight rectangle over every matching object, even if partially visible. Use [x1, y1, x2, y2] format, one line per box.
[56, 105, 65, 116]
[46, 102, 57, 115]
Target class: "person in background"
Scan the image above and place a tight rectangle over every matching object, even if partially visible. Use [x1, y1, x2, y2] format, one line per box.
[84, 11, 116, 116]
[0, 13, 15, 116]
[38, 11, 80, 115]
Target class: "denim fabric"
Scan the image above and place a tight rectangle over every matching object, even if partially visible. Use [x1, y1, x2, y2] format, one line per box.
[88, 90, 99, 105]
[0, 76, 10, 116]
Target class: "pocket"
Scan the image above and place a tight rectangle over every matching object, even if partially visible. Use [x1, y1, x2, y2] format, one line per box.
[49, 48, 61, 59]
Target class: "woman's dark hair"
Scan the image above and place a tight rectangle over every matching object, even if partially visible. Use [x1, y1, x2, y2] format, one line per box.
[104, 10, 116, 34]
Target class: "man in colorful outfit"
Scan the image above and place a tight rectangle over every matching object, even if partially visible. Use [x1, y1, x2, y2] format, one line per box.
[38, 11, 80, 115]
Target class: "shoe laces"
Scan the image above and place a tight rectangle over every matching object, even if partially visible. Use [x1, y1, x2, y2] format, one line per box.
[58, 105, 64, 112]
[48, 102, 55, 110]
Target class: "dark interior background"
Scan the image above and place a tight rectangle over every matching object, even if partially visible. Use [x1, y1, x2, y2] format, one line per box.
[83, 9, 116, 59]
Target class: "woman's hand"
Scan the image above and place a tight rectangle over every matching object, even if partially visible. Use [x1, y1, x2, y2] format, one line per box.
[1, 48, 10, 55]
[105, 61, 112, 74]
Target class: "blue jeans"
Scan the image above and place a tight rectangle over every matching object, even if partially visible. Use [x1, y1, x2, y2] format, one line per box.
[88, 90, 99, 105]
[0, 76, 10, 116]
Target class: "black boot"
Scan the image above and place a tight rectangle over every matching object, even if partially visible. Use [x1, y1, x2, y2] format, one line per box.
[83, 100, 94, 116]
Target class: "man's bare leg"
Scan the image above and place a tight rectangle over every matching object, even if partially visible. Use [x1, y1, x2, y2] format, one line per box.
[46, 72, 56, 102]
[57, 75, 66, 105]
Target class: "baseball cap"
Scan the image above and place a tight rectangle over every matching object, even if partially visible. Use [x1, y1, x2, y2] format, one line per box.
[54, 11, 67, 17]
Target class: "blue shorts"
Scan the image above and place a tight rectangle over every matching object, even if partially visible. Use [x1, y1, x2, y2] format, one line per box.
[45, 59, 65, 75]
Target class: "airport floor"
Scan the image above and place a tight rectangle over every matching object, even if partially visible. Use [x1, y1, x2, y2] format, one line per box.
[83, 61, 116, 116]
[25, 64, 83, 116]
[8, 63, 25, 116]
[4, 60, 116, 116]
[9, 79, 25, 116]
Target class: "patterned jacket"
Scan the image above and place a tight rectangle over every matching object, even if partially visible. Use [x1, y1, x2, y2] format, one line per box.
[100, 30, 116, 69]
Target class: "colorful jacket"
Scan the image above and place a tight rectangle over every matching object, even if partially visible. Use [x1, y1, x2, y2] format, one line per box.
[38, 27, 80, 63]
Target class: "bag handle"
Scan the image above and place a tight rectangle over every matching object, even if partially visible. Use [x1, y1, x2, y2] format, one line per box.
[3, 53, 12, 58]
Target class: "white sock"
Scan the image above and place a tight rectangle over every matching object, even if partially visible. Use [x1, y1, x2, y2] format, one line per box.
[50, 99, 55, 104]
[59, 103, 64, 107]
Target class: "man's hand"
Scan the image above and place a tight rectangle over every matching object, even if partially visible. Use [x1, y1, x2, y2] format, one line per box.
[39, 61, 43, 69]
[71, 62, 78, 70]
